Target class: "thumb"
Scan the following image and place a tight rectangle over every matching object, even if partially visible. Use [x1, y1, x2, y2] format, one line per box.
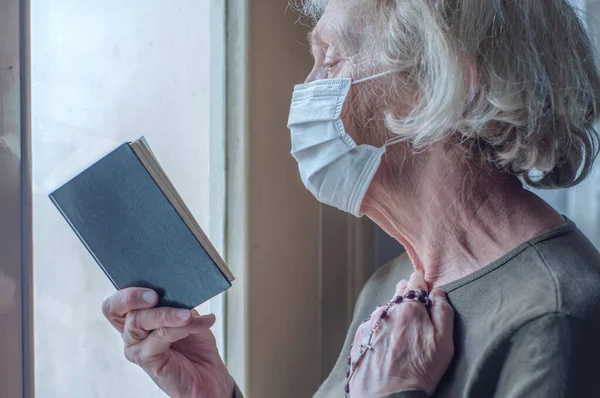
[429, 289, 455, 344]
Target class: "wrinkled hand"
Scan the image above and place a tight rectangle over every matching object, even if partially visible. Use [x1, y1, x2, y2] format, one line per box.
[349, 271, 455, 397]
[102, 288, 234, 398]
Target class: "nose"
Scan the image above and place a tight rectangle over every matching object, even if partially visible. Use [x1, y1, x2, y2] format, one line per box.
[304, 66, 326, 83]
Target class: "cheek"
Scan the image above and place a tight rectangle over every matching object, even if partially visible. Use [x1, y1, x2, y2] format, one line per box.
[340, 86, 388, 147]
[374, 143, 417, 187]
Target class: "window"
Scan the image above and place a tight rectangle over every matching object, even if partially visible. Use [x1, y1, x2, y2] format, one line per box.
[30, 1, 226, 396]
[5, 0, 376, 397]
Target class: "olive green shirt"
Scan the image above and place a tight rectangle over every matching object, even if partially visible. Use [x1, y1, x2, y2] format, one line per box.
[314, 220, 600, 397]
[235, 220, 600, 397]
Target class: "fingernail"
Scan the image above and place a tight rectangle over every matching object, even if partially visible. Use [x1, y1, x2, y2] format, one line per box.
[142, 291, 157, 304]
[176, 309, 191, 320]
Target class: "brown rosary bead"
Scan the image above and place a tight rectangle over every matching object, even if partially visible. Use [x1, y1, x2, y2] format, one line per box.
[380, 310, 388, 319]
[418, 295, 427, 303]
[404, 290, 416, 299]
[393, 295, 403, 304]
[425, 298, 432, 309]
[416, 289, 427, 298]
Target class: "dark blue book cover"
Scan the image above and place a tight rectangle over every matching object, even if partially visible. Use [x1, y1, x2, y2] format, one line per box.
[49, 142, 231, 309]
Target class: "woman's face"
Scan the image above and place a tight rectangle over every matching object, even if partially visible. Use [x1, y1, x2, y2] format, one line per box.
[304, 0, 392, 149]
[298, 0, 428, 213]
[305, 2, 362, 83]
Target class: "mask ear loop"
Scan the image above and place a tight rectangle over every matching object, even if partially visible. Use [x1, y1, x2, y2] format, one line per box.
[351, 70, 397, 85]
[384, 134, 405, 148]
[351, 70, 404, 149]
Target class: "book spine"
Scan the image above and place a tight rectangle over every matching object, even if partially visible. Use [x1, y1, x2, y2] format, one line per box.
[48, 193, 120, 290]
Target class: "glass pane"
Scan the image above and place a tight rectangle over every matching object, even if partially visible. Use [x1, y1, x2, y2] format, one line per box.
[31, 1, 226, 397]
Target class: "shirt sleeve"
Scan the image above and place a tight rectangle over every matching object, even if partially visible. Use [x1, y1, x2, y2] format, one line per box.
[495, 313, 600, 398]
[232, 382, 244, 398]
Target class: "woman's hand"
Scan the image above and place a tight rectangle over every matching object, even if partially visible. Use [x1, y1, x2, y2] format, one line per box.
[349, 271, 455, 397]
[102, 288, 234, 398]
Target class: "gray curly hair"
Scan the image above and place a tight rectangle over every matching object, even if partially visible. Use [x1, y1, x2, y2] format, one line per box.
[300, 0, 600, 188]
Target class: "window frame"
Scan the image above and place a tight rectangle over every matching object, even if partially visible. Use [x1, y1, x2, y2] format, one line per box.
[0, 0, 34, 396]
[224, 0, 376, 396]
[207, 0, 228, 359]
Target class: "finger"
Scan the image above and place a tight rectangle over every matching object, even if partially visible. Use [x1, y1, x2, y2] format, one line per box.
[406, 270, 429, 295]
[391, 280, 408, 301]
[125, 314, 216, 365]
[428, 289, 455, 343]
[102, 288, 159, 332]
[123, 307, 193, 347]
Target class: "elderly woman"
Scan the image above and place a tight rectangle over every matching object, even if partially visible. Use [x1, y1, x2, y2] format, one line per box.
[101, 0, 600, 397]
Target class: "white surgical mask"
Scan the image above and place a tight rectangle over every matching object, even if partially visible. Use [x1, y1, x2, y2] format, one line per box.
[287, 72, 396, 217]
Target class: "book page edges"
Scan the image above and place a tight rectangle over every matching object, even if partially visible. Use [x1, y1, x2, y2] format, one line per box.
[129, 139, 234, 282]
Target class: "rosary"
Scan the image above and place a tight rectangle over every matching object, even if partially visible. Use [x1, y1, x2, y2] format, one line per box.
[344, 289, 432, 397]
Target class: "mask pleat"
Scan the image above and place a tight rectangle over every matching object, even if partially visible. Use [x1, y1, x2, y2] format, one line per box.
[286, 74, 390, 217]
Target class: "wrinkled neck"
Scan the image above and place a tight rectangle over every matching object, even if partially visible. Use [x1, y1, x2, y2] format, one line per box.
[361, 143, 564, 287]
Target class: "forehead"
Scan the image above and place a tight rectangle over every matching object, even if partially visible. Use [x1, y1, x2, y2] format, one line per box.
[309, 0, 371, 47]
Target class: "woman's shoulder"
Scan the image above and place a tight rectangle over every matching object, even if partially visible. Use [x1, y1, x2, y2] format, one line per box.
[463, 222, 600, 338]
[531, 225, 600, 330]
[370, 252, 414, 286]
[357, 224, 600, 330]
[351, 253, 414, 316]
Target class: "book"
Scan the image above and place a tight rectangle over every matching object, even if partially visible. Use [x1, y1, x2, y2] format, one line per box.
[49, 137, 234, 309]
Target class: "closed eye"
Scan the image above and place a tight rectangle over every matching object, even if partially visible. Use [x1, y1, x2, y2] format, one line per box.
[324, 59, 340, 68]
[324, 58, 342, 78]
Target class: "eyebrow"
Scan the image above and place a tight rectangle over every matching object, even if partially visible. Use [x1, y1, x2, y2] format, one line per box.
[307, 29, 325, 58]
[308, 22, 358, 52]
[307, 29, 324, 46]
